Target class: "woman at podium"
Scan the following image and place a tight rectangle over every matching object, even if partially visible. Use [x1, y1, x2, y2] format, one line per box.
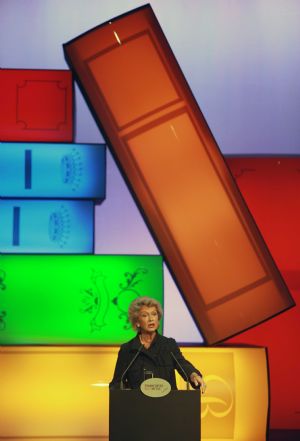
[110, 296, 205, 392]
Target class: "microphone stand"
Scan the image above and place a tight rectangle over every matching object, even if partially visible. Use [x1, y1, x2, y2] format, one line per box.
[120, 343, 144, 390]
[171, 351, 190, 390]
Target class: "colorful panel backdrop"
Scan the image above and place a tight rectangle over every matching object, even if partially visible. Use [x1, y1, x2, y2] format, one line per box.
[1, 0, 300, 433]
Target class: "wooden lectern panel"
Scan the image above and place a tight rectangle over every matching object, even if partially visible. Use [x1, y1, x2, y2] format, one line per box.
[63, 5, 294, 344]
[110, 390, 200, 441]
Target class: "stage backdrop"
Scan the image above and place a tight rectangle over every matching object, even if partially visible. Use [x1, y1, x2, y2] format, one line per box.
[1, 0, 300, 431]
[1, 0, 300, 341]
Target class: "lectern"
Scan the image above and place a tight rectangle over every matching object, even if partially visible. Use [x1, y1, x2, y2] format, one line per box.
[109, 389, 200, 441]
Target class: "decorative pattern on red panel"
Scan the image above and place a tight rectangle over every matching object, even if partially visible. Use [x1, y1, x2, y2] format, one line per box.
[0, 69, 73, 142]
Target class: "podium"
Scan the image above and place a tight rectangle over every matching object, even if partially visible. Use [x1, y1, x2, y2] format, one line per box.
[109, 389, 200, 441]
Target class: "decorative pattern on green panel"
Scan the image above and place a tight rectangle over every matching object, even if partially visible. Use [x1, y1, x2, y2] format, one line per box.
[0, 255, 163, 344]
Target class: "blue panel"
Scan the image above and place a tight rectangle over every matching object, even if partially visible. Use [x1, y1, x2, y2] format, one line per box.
[0, 200, 94, 254]
[0, 143, 106, 200]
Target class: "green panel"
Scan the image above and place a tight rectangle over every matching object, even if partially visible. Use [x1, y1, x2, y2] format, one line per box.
[0, 255, 163, 345]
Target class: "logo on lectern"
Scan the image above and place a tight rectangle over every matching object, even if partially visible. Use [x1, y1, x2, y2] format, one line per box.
[140, 378, 171, 398]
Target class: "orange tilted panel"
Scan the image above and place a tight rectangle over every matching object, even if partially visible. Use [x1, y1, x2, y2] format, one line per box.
[63, 5, 294, 344]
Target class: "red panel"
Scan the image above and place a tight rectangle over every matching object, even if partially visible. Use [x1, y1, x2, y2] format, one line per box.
[0, 69, 73, 142]
[226, 156, 300, 429]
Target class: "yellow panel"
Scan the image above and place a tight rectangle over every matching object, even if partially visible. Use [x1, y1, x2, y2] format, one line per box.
[0, 346, 116, 438]
[179, 347, 269, 441]
[0, 346, 268, 441]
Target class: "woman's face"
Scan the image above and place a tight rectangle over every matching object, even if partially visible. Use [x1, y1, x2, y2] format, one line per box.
[136, 306, 159, 333]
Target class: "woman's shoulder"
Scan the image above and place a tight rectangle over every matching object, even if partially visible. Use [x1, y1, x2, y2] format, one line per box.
[156, 333, 178, 348]
[120, 335, 140, 352]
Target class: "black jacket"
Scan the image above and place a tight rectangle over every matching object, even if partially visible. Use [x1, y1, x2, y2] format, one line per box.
[109, 333, 201, 389]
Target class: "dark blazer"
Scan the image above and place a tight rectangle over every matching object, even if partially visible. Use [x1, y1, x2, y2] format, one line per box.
[109, 333, 201, 389]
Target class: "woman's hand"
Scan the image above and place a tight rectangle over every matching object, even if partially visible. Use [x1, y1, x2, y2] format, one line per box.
[190, 372, 206, 394]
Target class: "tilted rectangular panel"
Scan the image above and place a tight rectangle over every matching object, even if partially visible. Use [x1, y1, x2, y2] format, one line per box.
[0, 254, 163, 344]
[0, 346, 268, 441]
[63, 5, 294, 344]
[0, 69, 73, 142]
[0, 142, 106, 200]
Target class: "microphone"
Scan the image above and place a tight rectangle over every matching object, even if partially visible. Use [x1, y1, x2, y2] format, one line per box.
[170, 351, 190, 390]
[120, 343, 144, 390]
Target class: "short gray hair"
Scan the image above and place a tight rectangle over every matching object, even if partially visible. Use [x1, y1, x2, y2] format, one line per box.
[128, 297, 163, 331]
